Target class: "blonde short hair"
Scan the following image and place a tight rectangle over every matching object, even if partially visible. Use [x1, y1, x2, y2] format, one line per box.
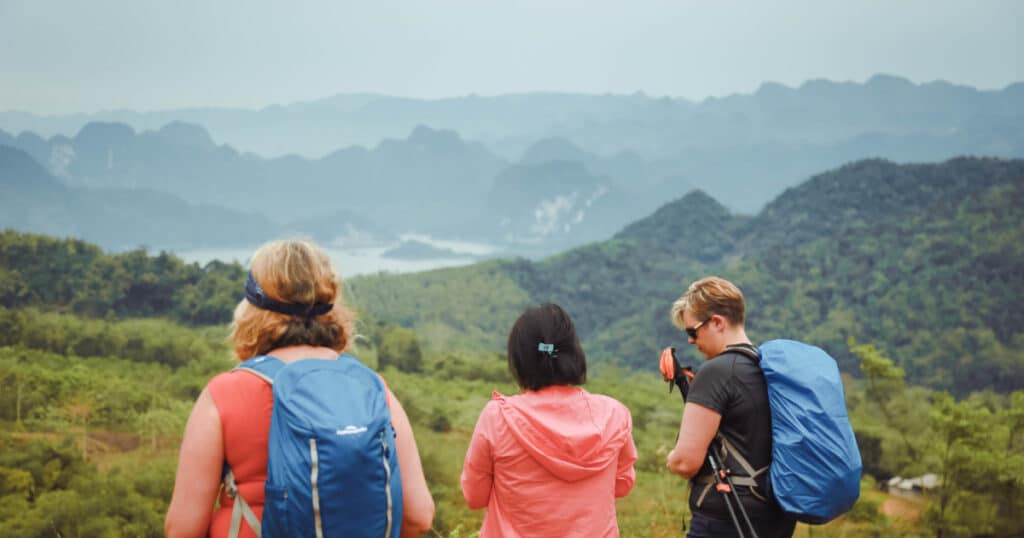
[671, 276, 746, 329]
[230, 240, 355, 360]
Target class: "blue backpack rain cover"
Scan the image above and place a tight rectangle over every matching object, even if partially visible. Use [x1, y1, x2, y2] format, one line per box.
[757, 340, 862, 524]
[232, 354, 403, 538]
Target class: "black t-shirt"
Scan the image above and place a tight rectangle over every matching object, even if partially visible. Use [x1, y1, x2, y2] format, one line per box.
[685, 346, 786, 522]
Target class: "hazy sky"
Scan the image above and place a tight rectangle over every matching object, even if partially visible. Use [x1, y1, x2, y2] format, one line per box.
[1, 0, 1021, 114]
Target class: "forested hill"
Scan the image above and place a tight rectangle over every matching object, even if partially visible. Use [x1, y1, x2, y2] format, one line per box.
[1, 156, 1021, 393]
[739, 157, 1023, 250]
[0, 230, 246, 325]
[351, 157, 1024, 394]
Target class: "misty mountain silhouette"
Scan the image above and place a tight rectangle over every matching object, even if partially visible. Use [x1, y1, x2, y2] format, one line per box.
[0, 145, 278, 249]
[2, 75, 1022, 253]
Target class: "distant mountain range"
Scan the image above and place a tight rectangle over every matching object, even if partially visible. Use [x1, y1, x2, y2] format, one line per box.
[0, 122, 503, 231]
[1, 75, 1022, 253]
[0, 143, 395, 251]
[5, 75, 1022, 161]
[0, 123, 679, 251]
[0, 145, 278, 250]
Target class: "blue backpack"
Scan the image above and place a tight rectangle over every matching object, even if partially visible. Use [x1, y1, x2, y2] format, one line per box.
[222, 354, 403, 538]
[731, 340, 862, 524]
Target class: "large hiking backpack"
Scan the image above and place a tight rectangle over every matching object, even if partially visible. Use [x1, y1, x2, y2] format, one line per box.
[728, 340, 862, 524]
[223, 354, 403, 538]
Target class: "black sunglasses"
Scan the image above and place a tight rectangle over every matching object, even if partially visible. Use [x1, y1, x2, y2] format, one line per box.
[685, 317, 710, 339]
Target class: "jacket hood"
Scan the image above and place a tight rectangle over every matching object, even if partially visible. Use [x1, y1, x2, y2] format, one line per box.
[493, 385, 632, 482]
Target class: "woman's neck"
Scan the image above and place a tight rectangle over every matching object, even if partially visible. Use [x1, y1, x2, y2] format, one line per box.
[266, 345, 339, 362]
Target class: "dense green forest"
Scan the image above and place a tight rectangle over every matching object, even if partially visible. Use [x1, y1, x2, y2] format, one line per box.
[352, 157, 1024, 395]
[0, 230, 245, 325]
[1, 156, 1023, 536]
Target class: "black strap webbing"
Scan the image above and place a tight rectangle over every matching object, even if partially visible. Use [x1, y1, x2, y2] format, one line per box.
[725, 343, 760, 362]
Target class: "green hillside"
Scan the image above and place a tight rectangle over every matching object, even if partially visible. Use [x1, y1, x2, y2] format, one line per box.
[0, 230, 245, 324]
[351, 157, 1024, 394]
[0, 274, 1021, 536]
[3, 156, 1020, 393]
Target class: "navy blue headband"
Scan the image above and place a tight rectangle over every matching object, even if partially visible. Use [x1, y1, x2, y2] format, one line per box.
[244, 272, 333, 317]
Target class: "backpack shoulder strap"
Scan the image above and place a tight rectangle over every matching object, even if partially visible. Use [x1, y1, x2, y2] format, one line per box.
[234, 355, 286, 385]
[694, 345, 770, 509]
[222, 356, 282, 538]
[725, 343, 760, 363]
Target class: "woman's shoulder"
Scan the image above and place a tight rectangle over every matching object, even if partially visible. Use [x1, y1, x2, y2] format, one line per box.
[209, 366, 264, 385]
[581, 389, 632, 416]
[482, 392, 506, 413]
[207, 367, 272, 402]
[466, 395, 505, 437]
[699, 353, 741, 376]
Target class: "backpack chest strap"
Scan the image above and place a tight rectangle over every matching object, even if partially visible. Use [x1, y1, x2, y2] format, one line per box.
[718, 435, 768, 482]
[224, 469, 262, 538]
[693, 435, 770, 508]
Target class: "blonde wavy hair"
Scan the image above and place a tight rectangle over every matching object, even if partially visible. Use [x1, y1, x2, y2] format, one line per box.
[230, 240, 355, 360]
[670, 276, 746, 329]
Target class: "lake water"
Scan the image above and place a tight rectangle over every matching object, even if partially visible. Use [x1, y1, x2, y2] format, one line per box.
[171, 234, 501, 277]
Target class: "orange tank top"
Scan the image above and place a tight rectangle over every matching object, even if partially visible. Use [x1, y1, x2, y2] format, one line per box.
[207, 369, 273, 538]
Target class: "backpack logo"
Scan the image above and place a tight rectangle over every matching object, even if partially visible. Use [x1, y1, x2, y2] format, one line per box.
[337, 425, 369, 436]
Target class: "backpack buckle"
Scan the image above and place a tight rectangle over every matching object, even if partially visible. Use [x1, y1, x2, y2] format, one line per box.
[223, 469, 240, 499]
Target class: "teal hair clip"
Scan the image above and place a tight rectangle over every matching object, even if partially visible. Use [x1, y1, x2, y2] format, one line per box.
[538, 343, 557, 357]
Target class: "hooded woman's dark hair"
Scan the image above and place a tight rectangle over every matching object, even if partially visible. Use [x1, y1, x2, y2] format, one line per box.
[507, 303, 587, 390]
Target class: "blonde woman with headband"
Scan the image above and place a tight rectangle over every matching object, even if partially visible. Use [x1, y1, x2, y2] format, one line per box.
[165, 240, 434, 538]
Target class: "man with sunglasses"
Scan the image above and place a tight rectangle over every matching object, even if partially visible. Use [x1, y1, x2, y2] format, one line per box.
[665, 276, 795, 538]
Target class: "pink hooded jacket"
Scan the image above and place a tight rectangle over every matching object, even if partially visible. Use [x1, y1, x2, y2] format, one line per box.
[461, 385, 638, 537]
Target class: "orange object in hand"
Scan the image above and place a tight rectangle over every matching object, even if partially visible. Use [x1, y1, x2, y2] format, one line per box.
[660, 347, 694, 392]
[659, 347, 677, 382]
